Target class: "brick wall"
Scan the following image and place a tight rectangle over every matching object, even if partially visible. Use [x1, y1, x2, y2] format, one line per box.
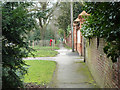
[73, 26, 77, 51]
[85, 37, 120, 88]
[65, 34, 72, 48]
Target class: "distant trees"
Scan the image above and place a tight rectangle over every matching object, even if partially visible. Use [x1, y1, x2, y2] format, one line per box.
[29, 2, 58, 46]
[58, 29, 64, 39]
[2, 2, 37, 88]
[81, 2, 120, 62]
[57, 2, 83, 37]
[73, 2, 83, 20]
[57, 2, 71, 37]
[2, 1, 61, 87]
[45, 27, 56, 40]
[26, 24, 41, 46]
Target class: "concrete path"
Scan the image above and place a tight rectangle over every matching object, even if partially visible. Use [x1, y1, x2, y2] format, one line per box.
[49, 43, 98, 88]
[23, 43, 98, 88]
[23, 57, 55, 61]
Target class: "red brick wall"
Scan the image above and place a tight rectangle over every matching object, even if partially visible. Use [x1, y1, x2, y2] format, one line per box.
[74, 18, 85, 56]
[65, 34, 72, 48]
[85, 37, 120, 88]
[73, 26, 77, 51]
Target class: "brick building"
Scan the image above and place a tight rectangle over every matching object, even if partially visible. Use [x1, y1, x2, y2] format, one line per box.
[73, 11, 90, 56]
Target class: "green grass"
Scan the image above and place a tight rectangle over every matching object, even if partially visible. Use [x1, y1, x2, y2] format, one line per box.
[76, 61, 98, 87]
[55, 40, 60, 47]
[24, 60, 56, 86]
[63, 44, 72, 49]
[28, 46, 59, 57]
[75, 61, 85, 63]
[33, 46, 60, 50]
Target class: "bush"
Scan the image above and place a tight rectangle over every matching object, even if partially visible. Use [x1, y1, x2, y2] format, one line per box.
[2, 2, 36, 88]
[81, 2, 120, 62]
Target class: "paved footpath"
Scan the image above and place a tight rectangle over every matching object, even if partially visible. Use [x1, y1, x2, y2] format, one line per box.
[23, 57, 55, 61]
[24, 43, 98, 88]
[49, 43, 98, 88]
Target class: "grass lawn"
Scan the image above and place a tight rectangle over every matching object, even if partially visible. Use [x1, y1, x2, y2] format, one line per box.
[28, 46, 59, 57]
[63, 44, 72, 49]
[24, 60, 56, 86]
[33, 46, 59, 50]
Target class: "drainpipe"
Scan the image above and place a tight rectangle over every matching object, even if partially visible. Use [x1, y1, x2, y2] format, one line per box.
[84, 37, 86, 62]
[71, 0, 74, 52]
[118, 57, 120, 88]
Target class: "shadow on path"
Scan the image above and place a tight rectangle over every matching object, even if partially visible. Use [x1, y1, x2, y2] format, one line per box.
[49, 43, 98, 88]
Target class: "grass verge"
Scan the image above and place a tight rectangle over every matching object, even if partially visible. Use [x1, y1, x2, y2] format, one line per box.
[63, 44, 72, 49]
[76, 61, 98, 87]
[23, 60, 56, 86]
[33, 46, 60, 50]
[28, 46, 59, 57]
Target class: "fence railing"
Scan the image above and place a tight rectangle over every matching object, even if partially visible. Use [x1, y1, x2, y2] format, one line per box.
[30, 40, 55, 47]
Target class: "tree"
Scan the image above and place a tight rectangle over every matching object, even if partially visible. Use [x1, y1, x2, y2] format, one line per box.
[29, 2, 59, 46]
[56, 2, 83, 37]
[45, 27, 55, 40]
[26, 24, 41, 45]
[56, 2, 71, 36]
[81, 2, 120, 62]
[58, 29, 64, 38]
[2, 2, 36, 88]
[73, 2, 83, 20]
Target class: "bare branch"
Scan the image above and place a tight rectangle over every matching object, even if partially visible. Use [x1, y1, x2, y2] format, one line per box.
[46, 2, 59, 19]
[38, 18, 43, 28]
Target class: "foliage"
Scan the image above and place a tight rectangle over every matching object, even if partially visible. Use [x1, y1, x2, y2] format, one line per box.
[64, 44, 72, 50]
[73, 2, 83, 20]
[44, 27, 56, 40]
[27, 26, 41, 42]
[30, 2, 59, 43]
[57, 2, 82, 37]
[2, 2, 36, 88]
[23, 60, 56, 86]
[58, 29, 64, 38]
[55, 40, 60, 47]
[56, 2, 71, 36]
[81, 2, 120, 62]
[66, 25, 71, 37]
[33, 28, 41, 41]
[23, 2, 59, 46]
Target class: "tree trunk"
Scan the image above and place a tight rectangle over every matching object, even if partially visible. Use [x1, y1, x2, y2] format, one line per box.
[40, 26, 46, 46]
[32, 40, 34, 48]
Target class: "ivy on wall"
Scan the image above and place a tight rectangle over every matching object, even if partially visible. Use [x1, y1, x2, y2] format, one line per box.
[81, 2, 120, 62]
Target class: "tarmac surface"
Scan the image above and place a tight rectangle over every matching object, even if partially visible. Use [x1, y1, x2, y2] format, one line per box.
[49, 43, 98, 88]
[24, 43, 98, 88]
